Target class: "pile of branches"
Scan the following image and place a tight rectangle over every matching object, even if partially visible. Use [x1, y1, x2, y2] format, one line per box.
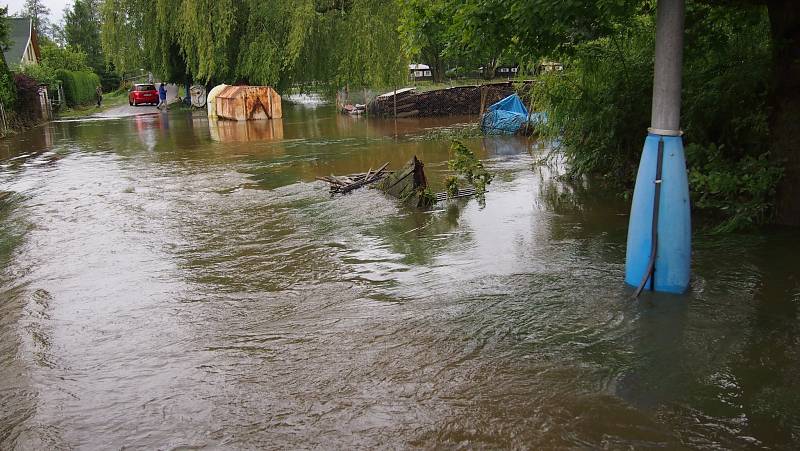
[316, 162, 390, 194]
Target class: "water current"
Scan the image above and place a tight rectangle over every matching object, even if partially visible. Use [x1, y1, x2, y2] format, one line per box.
[0, 100, 798, 449]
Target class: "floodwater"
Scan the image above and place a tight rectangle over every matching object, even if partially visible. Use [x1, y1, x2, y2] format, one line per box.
[0, 100, 798, 450]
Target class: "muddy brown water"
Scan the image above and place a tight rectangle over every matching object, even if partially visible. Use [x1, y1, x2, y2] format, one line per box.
[0, 101, 798, 450]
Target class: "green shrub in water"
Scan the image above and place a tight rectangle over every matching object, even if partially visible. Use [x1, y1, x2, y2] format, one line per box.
[445, 176, 459, 197]
[687, 143, 783, 233]
[448, 140, 493, 195]
[419, 187, 436, 208]
[532, 3, 783, 231]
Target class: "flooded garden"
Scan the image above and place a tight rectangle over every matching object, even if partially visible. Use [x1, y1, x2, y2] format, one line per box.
[0, 101, 798, 449]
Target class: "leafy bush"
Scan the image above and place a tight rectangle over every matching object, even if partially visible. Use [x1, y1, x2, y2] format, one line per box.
[445, 176, 460, 197]
[40, 43, 91, 72]
[687, 144, 783, 233]
[13, 73, 41, 121]
[56, 69, 101, 107]
[419, 187, 437, 208]
[0, 72, 15, 107]
[533, 15, 654, 184]
[445, 67, 466, 78]
[98, 69, 121, 92]
[20, 63, 57, 87]
[449, 140, 493, 194]
[681, 3, 782, 231]
[533, 3, 782, 231]
[114, 80, 133, 96]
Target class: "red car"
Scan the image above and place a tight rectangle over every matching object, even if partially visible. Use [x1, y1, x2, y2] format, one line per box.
[128, 84, 159, 106]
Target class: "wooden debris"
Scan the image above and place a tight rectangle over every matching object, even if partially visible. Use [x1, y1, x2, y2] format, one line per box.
[316, 162, 390, 194]
[376, 156, 431, 208]
[318, 157, 481, 207]
[395, 110, 420, 118]
[341, 104, 366, 115]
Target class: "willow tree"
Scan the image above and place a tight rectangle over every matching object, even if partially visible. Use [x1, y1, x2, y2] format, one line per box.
[101, 0, 407, 92]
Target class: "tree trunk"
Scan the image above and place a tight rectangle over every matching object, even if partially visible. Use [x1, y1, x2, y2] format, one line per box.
[434, 55, 445, 83]
[767, 0, 800, 225]
[483, 58, 497, 80]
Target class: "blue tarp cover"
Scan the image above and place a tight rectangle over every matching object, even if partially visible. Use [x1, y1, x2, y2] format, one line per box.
[488, 94, 529, 115]
[480, 94, 530, 135]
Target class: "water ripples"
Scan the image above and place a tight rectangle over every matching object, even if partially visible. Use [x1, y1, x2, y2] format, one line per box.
[0, 109, 798, 449]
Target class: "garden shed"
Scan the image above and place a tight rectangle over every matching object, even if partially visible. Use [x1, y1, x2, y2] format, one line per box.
[214, 86, 282, 121]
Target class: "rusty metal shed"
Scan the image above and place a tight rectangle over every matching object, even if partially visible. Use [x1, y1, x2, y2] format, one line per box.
[215, 86, 282, 121]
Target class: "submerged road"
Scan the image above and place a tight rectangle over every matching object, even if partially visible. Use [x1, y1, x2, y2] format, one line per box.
[95, 84, 180, 118]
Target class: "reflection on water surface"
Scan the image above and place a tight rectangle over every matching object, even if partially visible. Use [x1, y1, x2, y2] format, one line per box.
[0, 103, 798, 449]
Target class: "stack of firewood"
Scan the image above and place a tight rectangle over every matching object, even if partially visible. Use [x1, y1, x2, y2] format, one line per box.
[367, 89, 417, 117]
[316, 162, 391, 194]
[367, 82, 529, 118]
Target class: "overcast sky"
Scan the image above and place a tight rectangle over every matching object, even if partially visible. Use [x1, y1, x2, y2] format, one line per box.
[4, 0, 71, 25]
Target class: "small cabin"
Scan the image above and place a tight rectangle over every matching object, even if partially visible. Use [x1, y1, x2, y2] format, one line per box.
[3, 17, 41, 67]
[539, 62, 564, 73]
[495, 65, 520, 78]
[409, 64, 433, 82]
[214, 86, 282, 121]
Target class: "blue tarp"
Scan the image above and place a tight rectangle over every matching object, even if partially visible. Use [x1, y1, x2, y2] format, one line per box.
[480, 94, 529, 135]
[480, 94, 547, 135]
[489, 93, 529, 116]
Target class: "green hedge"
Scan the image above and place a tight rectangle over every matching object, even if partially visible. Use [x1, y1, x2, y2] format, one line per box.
[56, 70, 101, 107]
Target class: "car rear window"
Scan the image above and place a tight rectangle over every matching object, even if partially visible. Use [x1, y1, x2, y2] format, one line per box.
[136, 85, 156, 91]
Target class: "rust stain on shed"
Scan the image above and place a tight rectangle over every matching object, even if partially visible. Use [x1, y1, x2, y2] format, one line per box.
[215, 86, 282, 121]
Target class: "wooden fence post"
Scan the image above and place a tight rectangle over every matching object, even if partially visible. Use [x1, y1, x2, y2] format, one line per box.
[479, 85, 487, 116]
[393, 85, 397, 119]
[0, 102, 6, 136]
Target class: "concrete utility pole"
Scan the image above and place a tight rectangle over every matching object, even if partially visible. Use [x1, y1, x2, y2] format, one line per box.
[650, 0, 685, 135]
[625, 0, 691, 295]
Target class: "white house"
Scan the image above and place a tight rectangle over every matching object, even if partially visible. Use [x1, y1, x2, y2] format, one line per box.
[409, 63, 432, 81]
[3, 17, 41, 67]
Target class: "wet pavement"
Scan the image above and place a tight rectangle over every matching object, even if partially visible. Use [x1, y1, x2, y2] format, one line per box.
[95, 84, 180, 119]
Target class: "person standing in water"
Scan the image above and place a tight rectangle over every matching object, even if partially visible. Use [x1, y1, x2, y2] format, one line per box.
[157, 83, 168, 110]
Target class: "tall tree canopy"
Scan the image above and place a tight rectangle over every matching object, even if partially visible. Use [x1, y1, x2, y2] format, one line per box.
[101, 0, 407, 91]
[0, 5, 10, 78]
[64, 0, 104, 72]
[0, 6, 10, 52]
[398, 0, 519, 80]
[19, 0, 51, 36]
[397, 0, 450, 81]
